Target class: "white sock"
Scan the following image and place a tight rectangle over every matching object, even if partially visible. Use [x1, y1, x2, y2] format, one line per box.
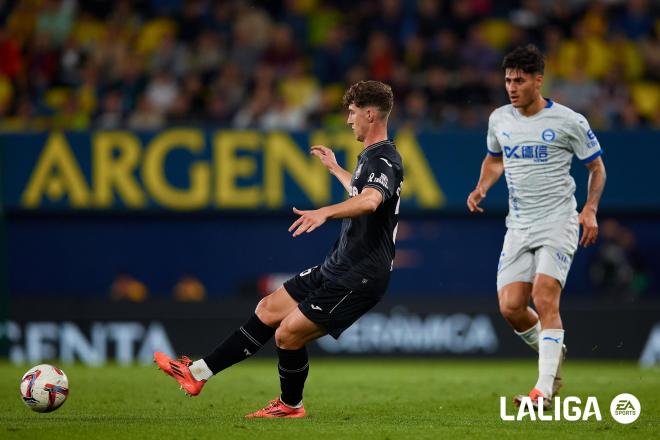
[515, 321, 541, 352]
[534, 329, 565, 397]
[279, 396, 303, 408]
[189, 359, 213, 381]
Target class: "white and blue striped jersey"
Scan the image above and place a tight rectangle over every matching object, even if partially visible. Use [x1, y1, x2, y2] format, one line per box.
[486, 99, 602, 229]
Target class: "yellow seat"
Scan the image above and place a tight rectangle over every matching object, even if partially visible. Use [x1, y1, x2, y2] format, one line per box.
[479, 19, 513, 50]
[631, 82, 660, 119]
[45, 87, 71, 111]
[135, 18, 177, 55]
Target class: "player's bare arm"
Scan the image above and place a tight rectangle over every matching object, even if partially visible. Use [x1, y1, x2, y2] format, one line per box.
[311, 145, 353, 192]
[467, 154, 504, 213]
[289, 188, 383, 237]
[578, 156, 606, 247]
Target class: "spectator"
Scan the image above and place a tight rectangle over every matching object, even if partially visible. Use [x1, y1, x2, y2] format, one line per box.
[613, 0, 655, 41]
[35, 0, 75, 47]
[313, 25, 358, 85]
[262, 24, 301, 75]
[95, 90, 124, 129]
[0, 0, 657, 130]
[145, 70, 179, 113]
[366, 31, 395, 82]
[127, 94, 165, 130]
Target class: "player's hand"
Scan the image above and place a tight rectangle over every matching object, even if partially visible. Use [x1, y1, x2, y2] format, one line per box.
[467, 187, 486, 213]
[289, 207, 328, 237]
[578, 207, 599, 247]
[310, 145, 339, 173]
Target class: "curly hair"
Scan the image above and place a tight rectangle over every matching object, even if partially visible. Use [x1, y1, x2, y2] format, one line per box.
[342, 80, 394, 117]
[502, 44, 545, 74]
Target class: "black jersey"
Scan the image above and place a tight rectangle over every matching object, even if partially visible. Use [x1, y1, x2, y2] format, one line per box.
[320, 139, 404, 294]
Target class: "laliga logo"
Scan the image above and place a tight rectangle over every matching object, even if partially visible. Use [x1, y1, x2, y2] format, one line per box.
[500, 396, 602, 421]
[500, 393, 641, 423]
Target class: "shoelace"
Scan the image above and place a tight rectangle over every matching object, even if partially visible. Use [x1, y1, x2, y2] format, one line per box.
[263, 399, 281, 412]
[177, 356, 192, 366]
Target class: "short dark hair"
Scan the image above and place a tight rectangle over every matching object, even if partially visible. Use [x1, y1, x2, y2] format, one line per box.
[342, 80, 394, 117]
[502, 44, 545, 75]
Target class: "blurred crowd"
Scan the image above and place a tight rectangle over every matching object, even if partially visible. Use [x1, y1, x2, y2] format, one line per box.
[0, 0, 658, 132]
[589, 218, 650, 302]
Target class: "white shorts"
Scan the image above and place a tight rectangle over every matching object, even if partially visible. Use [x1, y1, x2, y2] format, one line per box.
[496, 217, 579, 291]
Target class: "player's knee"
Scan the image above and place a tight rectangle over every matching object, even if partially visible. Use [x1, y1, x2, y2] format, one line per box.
[532, 295, 558, 317]
[274, 325, 303, 350]
[255, 296, 279, 327]
[499, 302, 524, 321]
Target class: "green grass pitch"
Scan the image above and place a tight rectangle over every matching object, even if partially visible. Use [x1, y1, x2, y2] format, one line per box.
[1, 359, 658, 439]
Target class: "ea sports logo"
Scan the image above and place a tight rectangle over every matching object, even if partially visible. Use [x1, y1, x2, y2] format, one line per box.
[610, 393, 640, 424]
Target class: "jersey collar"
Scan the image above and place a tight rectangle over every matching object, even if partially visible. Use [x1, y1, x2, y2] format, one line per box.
[512, 97, 554, 120]
[359, 139, 392, 159]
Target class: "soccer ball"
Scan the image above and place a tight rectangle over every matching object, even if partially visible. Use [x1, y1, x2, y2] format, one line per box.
[19, 364, 69, 413]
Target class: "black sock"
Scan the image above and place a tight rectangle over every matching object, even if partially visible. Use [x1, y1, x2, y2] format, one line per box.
[277, 346, 309, 407]
[203, 314, 275, 374]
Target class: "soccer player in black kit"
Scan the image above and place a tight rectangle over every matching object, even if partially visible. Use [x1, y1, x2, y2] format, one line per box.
[155, 80, 404, 418]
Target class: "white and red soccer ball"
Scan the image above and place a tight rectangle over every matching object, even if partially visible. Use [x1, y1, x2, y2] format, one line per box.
[19, 364, 69, 413]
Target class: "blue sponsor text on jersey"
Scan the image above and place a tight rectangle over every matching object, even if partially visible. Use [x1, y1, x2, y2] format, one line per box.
[503, 145, 549, 162]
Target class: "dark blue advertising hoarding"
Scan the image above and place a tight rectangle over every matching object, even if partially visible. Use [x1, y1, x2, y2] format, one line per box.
[2, 129, 658, 298]
[2, 128, 658, 213]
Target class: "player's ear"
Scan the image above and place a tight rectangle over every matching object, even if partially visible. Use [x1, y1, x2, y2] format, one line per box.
[535, 73, 544, 89]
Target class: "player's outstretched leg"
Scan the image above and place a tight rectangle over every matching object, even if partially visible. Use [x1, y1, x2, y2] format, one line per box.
[154, 352, 206, 396]
[155, 314, 276, 396]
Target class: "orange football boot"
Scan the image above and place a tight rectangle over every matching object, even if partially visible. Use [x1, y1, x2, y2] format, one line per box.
[513, 388, 551, 410]
[154, 352, 206, 397]
[245, 398, 306, 418]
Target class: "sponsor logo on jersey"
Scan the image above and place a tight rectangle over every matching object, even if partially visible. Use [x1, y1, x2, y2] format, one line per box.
[542, 129, 556, 142]
[503, 145, 549, 162]
[368, 172, 389, 188]
[379, 157, 393, 167]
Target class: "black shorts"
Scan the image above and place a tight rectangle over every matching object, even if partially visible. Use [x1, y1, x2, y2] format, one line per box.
[283, 265, 384, 339]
